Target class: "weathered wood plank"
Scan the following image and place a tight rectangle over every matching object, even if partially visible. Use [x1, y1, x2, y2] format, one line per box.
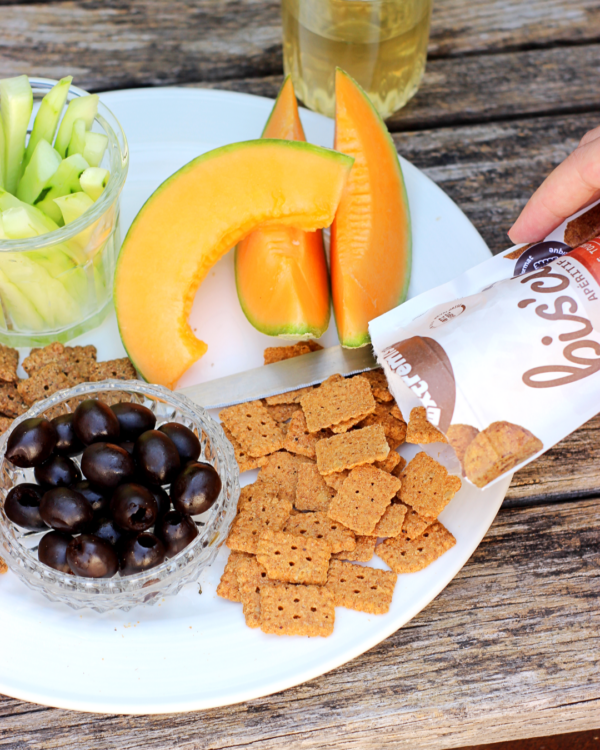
[2, 1, 600, 92]
[1, 499, 598, 748]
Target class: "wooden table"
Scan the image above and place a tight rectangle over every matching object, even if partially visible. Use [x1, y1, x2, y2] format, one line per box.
[1, 1, 599, 747]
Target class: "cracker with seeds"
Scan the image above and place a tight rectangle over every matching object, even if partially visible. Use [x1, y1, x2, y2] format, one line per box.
[333, 535, 376, 563]
[236, 481, 278, 513]
[237, 555, 270, 628]
[283, 410, 329, 458]
[216, 551, 253, 602]
[265, 386, 313, 406]
[326, 559, 397, 614]
[360, 369, 393, 402]
[294, 463, 336, 512]
[399, 452, 462, 520]
[265, 403, 301, 424]
[284, 511, 356, 554]
[23, 343, 97, 380]
[406, 406, 447, 444]
[256, 529, 331, 585]
[90, 357, 137, 381]
[367, 503, 408, 538]
[358, 403, 407, 445]
[377, 521, 456, 573]
[394, 501, 433, 539]
[316, 424, 389, 475]
[226, 493, 292, 554]
[0, 383, 28, 417]
[447, 424, 480, 474]
[300, 375, 375, 432]
[328, 465, 401, 535]
[258, 451, 312, 504]
[17, 363, 76, 405]
[0, 345, 18, 383]
[222, 425, 270, 473]
[323, 470, 349, 492]
[260, 582, 334, 637]
[220, 401, 285, 458]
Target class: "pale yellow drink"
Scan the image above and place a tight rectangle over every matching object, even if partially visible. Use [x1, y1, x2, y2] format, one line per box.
[282, 0, 432, 119]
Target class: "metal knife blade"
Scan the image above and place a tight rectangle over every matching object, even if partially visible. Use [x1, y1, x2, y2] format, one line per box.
[178, 345, 378, 410]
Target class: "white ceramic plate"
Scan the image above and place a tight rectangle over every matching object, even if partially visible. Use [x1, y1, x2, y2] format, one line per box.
[0, 88, 510, 714]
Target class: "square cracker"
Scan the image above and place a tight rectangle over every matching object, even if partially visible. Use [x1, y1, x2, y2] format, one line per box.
[90, 358, 137, 381]
[283, 410, 328, 458]
[260, 582, 334, 637]
[360, 369, 393, 402]
[265, 403, 301, 424]
[237, 555, 270, 628]
[256, 529, 331, 585]
[264, 342, 312, 364]
[377, 521, 456, 573]
[222, 425, 269, 474]
[394, 501, 433, 539]
[284, 511, 356, 554]
[258, 451, 313, 504]
[295, 463, 336, 512]
[216, 551, 253, 602]
[367, 503, 408, 538]
[333, 535, 376, 563]
[326, 559, 397, 614]
[316, 424, 389, 475]
[226, 493, 292, 554]
[399, 452, 462, 520]
[0, 345, 18, 383]
[265, 386, 313, 406]
[358, 403, 407, 445]
[323, 470, 349, 492]
[0, 383, 28, 417]
[406, 406, 447, 444]
[219, 401, 285, 458]
[328, 465, 401, 535]
[17, 363, 76, 405]
[22, 343, 97, 379]
[300, 375, 375, 432]
[236, 480, 278, 513]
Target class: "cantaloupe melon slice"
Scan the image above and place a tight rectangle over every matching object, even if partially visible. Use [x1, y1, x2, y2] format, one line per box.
[114, 139, 353, 388]
[331, 69, 412, 347]
[235, 77, 330, 339]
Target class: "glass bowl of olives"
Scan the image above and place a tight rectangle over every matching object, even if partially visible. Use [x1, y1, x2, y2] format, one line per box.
[0, 380, 239, 612]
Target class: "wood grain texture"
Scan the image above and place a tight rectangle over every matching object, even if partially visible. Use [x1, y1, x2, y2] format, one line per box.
[1, 499, 598, 748]
[2, 0, 600, 92]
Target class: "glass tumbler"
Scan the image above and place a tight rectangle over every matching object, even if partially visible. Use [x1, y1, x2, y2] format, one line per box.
[282, 0, 433, 119]
[0, 78, 128, 347]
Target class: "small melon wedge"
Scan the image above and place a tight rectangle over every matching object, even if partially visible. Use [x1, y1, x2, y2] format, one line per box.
[114, 139, 353, 388]
[235, 76, 330, 339]
[331, 69, 411, 347]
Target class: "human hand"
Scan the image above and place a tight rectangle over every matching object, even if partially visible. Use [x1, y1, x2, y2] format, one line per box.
[508, 124, 600, 244]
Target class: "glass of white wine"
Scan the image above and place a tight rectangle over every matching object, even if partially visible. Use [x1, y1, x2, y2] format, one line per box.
[281, 0, 432, 119]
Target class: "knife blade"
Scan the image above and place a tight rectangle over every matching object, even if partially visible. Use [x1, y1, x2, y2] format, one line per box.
[178, 345, 378, 410]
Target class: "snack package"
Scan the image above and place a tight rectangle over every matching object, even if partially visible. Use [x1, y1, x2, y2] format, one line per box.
[369, 201, 600, 488]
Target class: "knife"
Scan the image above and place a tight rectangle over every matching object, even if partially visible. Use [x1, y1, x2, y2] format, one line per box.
[178, 345, 378, 410]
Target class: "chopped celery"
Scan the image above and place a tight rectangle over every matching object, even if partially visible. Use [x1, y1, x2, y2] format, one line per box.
[2, 204, 59, 238]
[66, 118, 86, 157]
[80, 167, 109, 201]
[54, 192, 94, 224]
[24, 76, 72, 167]
[36, 197, 64, 226]
[34, 153, 89, 205]
[0, 75, 33, 194]
[54, 95, 98, 158]
[16, 139, 62, 204]
[82, 131, 108, 167]
[0, 266, 45, 331]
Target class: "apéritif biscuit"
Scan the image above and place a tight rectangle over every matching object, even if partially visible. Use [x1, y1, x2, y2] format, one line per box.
[0, 344, 18, 383]
[219, 401, 285, 458]
[406, 407, 447, 444]
[361, 369, 394, 402]
[398, 452, 462, 520]
[237, 555, 270, 628]
[283, 409, 329, 458]
[327, 465, 401, 535]
[464, 421, 543, 488]
[294, 463, 336, 512]
[259, 582, 335, 637]
[226, 492, 292, 554]
[316, 424, 389, 475]
[300, 374, 375, 432]
[284, 511, 356, 554]
[256, 529, 331, 585]
[216, 551, 253, 602]
[326, 559, 397, 614]
[377, 521, 456, 574]
[332, 535, 376, 562]
[447, 424, 480, 475]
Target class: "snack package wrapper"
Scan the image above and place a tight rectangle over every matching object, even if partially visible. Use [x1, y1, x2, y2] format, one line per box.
[369, 201, 600, 489]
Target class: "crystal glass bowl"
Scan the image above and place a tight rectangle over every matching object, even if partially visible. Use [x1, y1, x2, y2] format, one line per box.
[0, 381, 239, 613]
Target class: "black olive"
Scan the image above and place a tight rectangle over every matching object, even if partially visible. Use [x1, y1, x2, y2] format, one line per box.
[158, 422, 200, 464]
[73, 399, 120, 444]
[66, 534, 119, 578]
[111, 483, 158, 532]
[81, 442, 135, 489]
[72, 480, 111, 517]
[143, 483, 171, 521]
[4, 483, 46, 530]
[39, 487, 94, 533]
[120, 532, 166, 575]
[34, 455, 81, 489]
[38, 530, 73, 573]
[155, 510, 198, 558]
[92, 516, 129, 548]
[110, 402, 156, 441]
[170, 461, 221, 515]
[120, 441, 135, 455]
[5, 418, 57, 468]
[51, 413, 84, 456]
[134, 430, 180, 485]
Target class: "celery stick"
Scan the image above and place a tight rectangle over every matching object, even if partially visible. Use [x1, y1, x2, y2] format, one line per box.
[82, 131, 108, 167]
[35, 153, 89, 205]
[36, 197, 64, 226]
[24, 76, 72, 167]
[2, 204, 59, 237]
[16, 139, 62, 204]
[55, 95, 99, 158]
[66, 118, 86, 157]
[54, 192, 94, 224]
[0, 75, 33, 194]
[80, 167, 109, 201]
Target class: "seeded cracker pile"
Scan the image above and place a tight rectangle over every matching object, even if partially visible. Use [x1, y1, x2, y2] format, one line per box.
[0, 341, 137, 575]
[217, 342, 462, 637]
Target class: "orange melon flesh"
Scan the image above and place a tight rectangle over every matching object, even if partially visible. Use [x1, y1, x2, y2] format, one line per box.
[235, 77, 330, 338]
[114, 139, 353, 388]
[331, 69, 412, 348]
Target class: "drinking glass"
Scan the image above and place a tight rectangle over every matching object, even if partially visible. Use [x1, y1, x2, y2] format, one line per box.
[282, 0, 433, 119]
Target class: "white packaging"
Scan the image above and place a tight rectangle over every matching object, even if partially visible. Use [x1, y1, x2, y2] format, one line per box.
[369, 202, 600, 488]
